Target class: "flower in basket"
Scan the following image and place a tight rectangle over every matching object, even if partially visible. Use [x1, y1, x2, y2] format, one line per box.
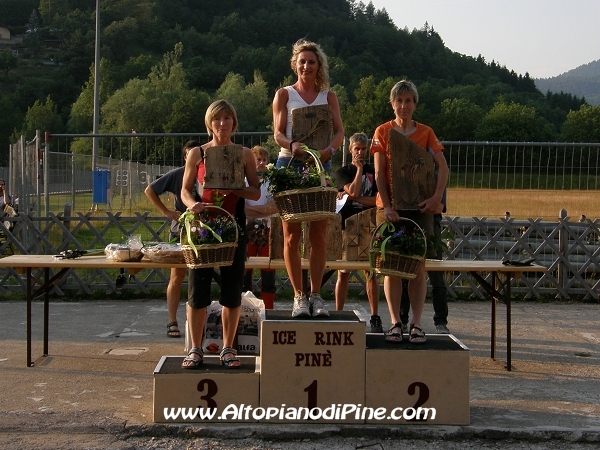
[371, 221, 428, 261]
[260, 146, 333, 196]
[178, 210, 238, 257]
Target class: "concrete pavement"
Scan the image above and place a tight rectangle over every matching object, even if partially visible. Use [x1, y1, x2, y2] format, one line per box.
[0, 297, 598, 448]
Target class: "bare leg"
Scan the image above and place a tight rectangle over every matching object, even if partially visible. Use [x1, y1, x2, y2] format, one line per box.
[335, 271, 350, 310]
[365, 271, 380, 316]
[384, 275, 403, 325]
[407, 263, 427, 327]
[167, 267, 186, 325]
[308, 219, 327, 293]
[221, 305, 241, 367]
[282, 221, 303, 294]
[185, 303, 206, 364]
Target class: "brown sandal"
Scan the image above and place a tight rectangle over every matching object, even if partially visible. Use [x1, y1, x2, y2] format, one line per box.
[409, 324, 427, 344]
[181, 347, 203, 369]
[167, 321, 181, 338]
[385, 322, 403, 343]
[220, 347, 241, 369]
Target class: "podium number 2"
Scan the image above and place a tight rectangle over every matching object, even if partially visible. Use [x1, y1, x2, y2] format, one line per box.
[407, 381, 429, 421]
[304, 380, 317, 409]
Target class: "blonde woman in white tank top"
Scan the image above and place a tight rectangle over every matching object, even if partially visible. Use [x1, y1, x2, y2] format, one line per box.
[272, 39, 344, 318]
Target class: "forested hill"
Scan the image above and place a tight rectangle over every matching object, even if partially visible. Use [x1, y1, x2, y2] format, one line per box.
[1, 0, 598, 165]
[535, 60, 600, 106]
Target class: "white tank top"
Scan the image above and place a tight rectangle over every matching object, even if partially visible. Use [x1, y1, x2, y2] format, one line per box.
[278, 86, 329, 158]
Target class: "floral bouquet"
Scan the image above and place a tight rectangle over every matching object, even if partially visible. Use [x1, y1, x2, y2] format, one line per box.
[260, 146, 337, 222]
[369, 218, 427, 279]
[178, 207, 238, 268]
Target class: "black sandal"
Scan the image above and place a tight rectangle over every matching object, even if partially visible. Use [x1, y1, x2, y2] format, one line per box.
[385, 322, 403, 343]
[220, 347, 241, 369]
[181, 347, 203, 369]
[167, 321, 181, 338]
[409, 324, 427, 344]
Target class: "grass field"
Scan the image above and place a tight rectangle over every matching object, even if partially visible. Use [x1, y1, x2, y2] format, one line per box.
[447, 189, 600, 220]
[36, 189, 600, 221]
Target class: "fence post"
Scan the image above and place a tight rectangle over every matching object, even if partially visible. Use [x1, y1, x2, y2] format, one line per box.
[71, 153, 76, 211]
[63, 203, 71, 244]
[557, 208, 567, 300]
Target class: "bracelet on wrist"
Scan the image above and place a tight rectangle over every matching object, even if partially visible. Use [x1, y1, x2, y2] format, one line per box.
[328, 146, 336, 156]
[289, 140, 297, 150]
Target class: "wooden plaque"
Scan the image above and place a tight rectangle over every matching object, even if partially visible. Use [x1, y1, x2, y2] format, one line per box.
[291, 105, 332, 151]
[203, 144, 245, 190]
[303, 214, 343, 260]
[269, 215, 284, 260]
[343, 208, 377, 261]
[388, 129, 436, 210]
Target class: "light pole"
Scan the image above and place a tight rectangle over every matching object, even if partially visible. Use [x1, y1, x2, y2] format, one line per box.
[92, 0, 100, 173]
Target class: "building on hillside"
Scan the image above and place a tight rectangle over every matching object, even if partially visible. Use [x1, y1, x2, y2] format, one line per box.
[0, 26, 23, 53]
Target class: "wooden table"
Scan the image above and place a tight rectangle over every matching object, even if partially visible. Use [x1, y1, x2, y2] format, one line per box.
[0, 255, 546, 369]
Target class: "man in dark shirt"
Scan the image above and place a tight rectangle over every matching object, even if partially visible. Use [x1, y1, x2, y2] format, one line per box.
[334, 132, 382, 332]
[145, 140, 199, 338]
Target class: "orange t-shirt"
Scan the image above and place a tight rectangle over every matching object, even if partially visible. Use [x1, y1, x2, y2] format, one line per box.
[370, 120, 444, 209]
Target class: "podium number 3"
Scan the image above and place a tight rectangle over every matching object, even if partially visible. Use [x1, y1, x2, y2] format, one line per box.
[197, 379, 218, 409]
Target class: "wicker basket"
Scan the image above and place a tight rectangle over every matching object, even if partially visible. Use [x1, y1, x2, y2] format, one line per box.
[180, 206, 238, 269]
[369, 218, 426, 279]
[273, 150, 337, 223]
[142, 243, 186, 265]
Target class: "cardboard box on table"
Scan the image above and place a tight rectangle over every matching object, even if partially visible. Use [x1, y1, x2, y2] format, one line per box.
[259, 310, 365, 423]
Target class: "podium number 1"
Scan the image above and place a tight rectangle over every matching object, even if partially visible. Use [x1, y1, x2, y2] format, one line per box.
[304, 380, 317, 409]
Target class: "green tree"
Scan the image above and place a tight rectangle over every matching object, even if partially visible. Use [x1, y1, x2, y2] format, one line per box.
[475, 100, 552, 142]
[68, 58, 114, 133]
[215, 71, 271, 132]
[561, 105, 600, 142]
[23, 9, 44, 57]
[438, 98, 483, 141]
[0, 95, 22, 165]
[99, 43, 209, 161]
[38, 0, 71, 24]
[0, 49, 18, 78]
[11, 95, 64, 141]
[343, 76, 395, 136]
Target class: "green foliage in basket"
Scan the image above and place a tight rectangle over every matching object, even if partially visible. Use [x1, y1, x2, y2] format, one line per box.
[371, 221, 428, 260]
[260, 146, 333, 196]
[371, 220, 453, 261]
[179, 210, 237, 256]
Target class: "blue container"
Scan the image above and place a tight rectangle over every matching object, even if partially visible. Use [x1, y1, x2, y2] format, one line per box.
[93, 169, 110, 204]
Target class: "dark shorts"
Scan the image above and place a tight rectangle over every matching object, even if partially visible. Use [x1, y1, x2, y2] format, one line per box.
[375, 208, 436, 258]
[187, 233, 248, 310]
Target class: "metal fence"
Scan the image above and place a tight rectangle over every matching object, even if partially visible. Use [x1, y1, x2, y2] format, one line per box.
[5, 134, 600, 217]
[1, 133, 599, 301]
[0, 210, 598, 301]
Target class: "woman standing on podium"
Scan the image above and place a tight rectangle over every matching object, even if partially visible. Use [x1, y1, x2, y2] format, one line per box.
[180, 100, 260, 369]
[272, 38, 344, 318]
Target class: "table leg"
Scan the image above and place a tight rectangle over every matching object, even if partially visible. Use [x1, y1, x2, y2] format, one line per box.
[491, 272, 496, 360]
[27, 267, 32, 367]
[506, 273, 512, 371]
[43, 267, 49, 356]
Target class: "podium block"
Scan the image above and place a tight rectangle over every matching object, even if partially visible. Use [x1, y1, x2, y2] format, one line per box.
[259, 310, 366, 423]
[153, 355, 259, 423]
[365, 334, 470, 425]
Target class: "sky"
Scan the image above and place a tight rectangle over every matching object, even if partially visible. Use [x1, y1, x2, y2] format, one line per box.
[371, 0, 600, 79]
